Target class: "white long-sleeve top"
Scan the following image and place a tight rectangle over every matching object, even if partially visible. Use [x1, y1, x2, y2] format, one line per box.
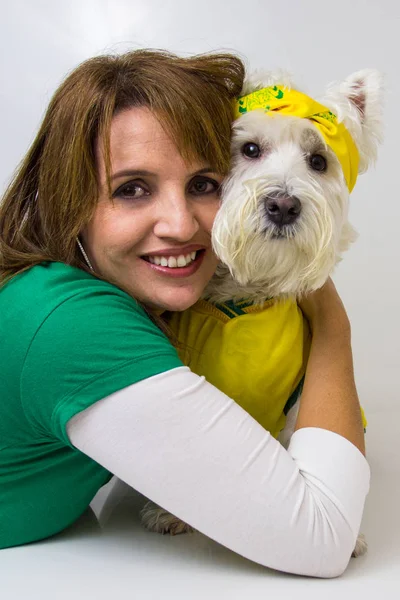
[67, 366, 370, 579]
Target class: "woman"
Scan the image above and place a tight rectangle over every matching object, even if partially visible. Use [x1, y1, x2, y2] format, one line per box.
[0, 49, 368, 577]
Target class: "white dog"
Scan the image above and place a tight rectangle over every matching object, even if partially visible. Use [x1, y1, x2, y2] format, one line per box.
[206, 68, 383, 302]
[141, 70, 384, 557]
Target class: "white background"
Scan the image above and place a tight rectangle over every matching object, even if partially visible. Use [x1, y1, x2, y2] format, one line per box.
[0, 1, 399, 597]
[1, 0, 398, 414]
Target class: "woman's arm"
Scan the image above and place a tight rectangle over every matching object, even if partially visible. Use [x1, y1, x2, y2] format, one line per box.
[297, 278, 365, 454]
[67, 360, 369, 578]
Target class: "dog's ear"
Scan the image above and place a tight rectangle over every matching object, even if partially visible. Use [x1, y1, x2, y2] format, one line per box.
[321, 70, 384, 173]
[241, 69, 294, 96]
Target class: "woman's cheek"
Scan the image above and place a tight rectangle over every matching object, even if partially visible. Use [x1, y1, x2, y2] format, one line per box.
[205, 199, 221, 233]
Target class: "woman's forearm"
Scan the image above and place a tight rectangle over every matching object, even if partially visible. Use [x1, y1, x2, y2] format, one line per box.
[295, 316, 365, 455]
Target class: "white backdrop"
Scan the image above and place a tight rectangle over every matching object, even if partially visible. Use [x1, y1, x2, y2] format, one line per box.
[1, 0, 398, 413]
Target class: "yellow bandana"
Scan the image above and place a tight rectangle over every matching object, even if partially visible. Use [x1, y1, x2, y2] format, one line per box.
[235, 86, 359, 192]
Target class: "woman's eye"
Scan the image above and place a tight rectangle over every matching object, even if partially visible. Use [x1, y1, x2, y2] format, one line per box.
[189, 177, 220, 196]
[113, 181, 150, 199]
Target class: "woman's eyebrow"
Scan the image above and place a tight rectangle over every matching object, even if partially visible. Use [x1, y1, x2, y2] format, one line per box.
[193, 167, 216, 176]
[111, 169, 154, 181]
[111, 166, 217, 182]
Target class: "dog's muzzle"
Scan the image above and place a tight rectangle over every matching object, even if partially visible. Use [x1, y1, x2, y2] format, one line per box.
[264, 193, 302, 227]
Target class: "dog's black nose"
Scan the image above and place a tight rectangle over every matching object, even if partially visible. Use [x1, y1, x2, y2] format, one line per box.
[265, 195, 301, 227]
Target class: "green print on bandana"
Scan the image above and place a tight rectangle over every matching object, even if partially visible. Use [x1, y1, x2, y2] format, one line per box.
[314, 110, 337, 124]
[237, 86, 285, 114]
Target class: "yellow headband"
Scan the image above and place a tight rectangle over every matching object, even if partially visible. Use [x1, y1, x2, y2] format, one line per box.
[235, 86, 359, 192]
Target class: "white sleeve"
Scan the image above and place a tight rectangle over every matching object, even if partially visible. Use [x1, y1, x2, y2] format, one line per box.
[66, 366, 370, 578]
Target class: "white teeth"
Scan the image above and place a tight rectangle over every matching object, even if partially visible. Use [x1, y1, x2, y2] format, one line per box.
[146, 250, 198, 268]
[168, 256, 177, 268]
[177, 255, 187, 267]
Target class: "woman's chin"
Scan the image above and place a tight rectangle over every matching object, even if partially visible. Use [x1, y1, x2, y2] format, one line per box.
[145, 289, 203, 314]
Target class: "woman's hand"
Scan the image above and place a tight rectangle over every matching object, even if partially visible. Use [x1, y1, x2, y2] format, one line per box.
[299, 278, 351, 338]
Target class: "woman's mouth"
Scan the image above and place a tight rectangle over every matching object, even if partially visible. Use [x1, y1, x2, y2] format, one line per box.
[141, 249, 205, 277]
[146, 250, 197, 268]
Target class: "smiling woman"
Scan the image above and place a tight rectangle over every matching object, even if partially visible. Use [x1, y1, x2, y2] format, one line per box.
[82, 107, 222, 312]
[0, 50, 241, 286]
[0, 49, 369, 579]
[0, 49, 244, 550]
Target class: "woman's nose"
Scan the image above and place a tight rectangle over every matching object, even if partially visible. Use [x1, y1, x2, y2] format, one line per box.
[153, 196, 199, 241]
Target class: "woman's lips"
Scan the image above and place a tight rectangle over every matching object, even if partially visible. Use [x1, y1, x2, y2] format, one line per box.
[142, 244, 205, 257]
[141, 249, 205, 278]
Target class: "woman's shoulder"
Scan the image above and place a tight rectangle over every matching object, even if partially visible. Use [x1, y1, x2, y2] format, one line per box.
[2, 261, 147, 319]
[4, 261, 181, 426]
[1, 261, 163, 357]
[3, 261, 134, 300]
[5, 264, 182, 451]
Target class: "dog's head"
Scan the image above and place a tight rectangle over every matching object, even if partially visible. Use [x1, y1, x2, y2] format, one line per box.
[212, 70, 384, 299]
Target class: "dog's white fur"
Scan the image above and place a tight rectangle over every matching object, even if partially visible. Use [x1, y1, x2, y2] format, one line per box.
[141, 70, 383, 558]
[205, 69, 383, 303]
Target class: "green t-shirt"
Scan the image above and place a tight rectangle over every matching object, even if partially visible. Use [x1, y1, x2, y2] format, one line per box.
[0, 262, 183, 549]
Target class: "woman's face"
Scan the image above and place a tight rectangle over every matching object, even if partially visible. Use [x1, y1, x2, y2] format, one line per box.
[83, 107, 222, 312]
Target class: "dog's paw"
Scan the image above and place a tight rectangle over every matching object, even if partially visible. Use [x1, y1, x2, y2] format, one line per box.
[352, 533, 368, 557]
[140, 501, 194, 536]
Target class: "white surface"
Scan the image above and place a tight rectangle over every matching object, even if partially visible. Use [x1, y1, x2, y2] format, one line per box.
[1, 412, 398, 599]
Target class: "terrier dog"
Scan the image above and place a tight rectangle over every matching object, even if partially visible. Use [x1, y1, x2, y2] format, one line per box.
[140, 69, 384, 556]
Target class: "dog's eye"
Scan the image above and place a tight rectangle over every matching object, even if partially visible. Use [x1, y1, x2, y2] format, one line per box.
[242, 142, 261, 159]
[309, 154, 327, 172]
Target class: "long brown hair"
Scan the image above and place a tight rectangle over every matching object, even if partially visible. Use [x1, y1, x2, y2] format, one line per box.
[0, 49, 245, 285]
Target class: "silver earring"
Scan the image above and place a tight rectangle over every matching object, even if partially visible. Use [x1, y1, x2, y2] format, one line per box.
[76, 237, 94, 272]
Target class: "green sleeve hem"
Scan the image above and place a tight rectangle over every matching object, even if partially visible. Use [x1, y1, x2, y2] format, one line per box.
[53, 352, 184, 447]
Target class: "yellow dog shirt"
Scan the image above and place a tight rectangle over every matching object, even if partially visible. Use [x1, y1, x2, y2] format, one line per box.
[168, 298, 310, 439]
[168, 298, 367, 438]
